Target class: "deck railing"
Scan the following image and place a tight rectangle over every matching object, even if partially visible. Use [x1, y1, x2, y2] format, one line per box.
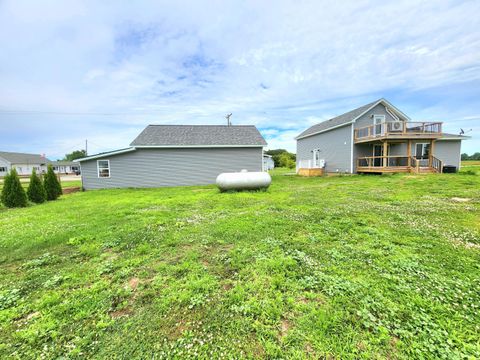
[298, 159, 322, 169]
[357, 156, 410, 168]
[354, 121, 442, 141]
[431, 155, 443, 173]
[357, 155, 442, 173]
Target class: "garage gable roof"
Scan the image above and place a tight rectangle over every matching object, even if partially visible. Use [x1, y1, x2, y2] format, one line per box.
[130, 125, 267, 147]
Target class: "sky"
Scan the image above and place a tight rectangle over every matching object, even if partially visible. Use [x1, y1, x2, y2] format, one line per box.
[0, 0, 479, 159]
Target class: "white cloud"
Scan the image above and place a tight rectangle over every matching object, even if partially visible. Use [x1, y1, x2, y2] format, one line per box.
[0, 0, 479, 157]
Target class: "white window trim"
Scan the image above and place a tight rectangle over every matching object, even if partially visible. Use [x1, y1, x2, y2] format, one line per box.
[97, 159, 111, 178]
[414, 143, 430, 159]
[373, 114, 386, 124]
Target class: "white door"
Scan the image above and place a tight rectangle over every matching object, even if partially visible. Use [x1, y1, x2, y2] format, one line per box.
[312, 149, 321, 168]
[373, 115, 385, 136]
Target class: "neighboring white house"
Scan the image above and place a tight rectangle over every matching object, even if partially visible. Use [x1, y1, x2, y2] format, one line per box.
[49, 161, 80, 174]
[0, 151, 49, 177]
[263, 154, 275, 170]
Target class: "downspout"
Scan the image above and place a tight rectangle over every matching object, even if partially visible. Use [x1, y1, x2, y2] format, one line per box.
[350, 123, 354, 173]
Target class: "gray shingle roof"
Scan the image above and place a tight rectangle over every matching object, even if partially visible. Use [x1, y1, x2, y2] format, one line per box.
[296, 99, 382, 139]
[0, 151, 49, 164]
[130, 125, 267, 147]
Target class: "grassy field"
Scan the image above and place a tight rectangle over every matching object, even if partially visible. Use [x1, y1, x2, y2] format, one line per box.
[1, 170, 479, 359]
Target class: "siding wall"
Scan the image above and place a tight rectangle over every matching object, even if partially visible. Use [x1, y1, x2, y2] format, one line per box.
[297, 124, 353, 173]
[354, 103, 400, 129]
[0, 158, 9, 176]
[80, 147, 263, 190]
[435, 140, 462, 169]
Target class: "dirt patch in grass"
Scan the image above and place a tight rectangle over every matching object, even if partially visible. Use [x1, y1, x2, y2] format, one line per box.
[110, 308, 133, 319]
[279, 318, 292, 338]
[63, 187, 81, 195]
[128, 277, 140, 290]
[451, 197, 472, 202]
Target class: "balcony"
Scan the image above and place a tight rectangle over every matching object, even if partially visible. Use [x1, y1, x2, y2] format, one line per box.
[354, 122, 442, 143]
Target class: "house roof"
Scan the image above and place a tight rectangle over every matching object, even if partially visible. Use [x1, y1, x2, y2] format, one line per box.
[75, 148, 136, 162]
[438, 133, 471, 141]
[295, 98, 410, 140]
[130, 125, 267, 147]
[0, 151, 49, 164]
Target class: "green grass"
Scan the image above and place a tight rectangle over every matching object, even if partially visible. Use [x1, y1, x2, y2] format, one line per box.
[1, 170, 479, 358]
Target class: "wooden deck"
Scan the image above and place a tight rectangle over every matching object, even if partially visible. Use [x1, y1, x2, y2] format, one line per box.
[354, 121, 442, 143]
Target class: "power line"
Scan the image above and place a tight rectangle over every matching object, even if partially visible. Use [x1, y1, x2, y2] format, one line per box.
[0, 109, 142, 116]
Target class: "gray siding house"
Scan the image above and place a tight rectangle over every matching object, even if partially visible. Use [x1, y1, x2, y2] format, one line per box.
[296, 99, 469, 174]
[77, 125, 267, 190]
[0, 151, 49, 177]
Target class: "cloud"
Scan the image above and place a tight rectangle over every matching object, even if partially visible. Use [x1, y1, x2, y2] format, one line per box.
[0, 0, 479, 157]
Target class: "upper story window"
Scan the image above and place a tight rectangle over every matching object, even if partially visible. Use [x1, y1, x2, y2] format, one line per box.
[97, 160, 110, 178]
[373, 114, 385, 124]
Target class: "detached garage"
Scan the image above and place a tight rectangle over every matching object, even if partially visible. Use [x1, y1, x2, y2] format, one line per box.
[77, 125, 267, 190]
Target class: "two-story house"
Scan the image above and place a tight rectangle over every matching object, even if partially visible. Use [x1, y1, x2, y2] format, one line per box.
[296, 99, 468, 175]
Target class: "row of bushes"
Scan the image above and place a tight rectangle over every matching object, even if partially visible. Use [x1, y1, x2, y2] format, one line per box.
[1, 165, 62, 208]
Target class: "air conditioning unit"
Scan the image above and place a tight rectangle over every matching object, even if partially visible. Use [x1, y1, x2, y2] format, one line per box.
[391, 121, 403, 132]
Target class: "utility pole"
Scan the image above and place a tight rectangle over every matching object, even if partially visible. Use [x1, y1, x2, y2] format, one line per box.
[85, 139, 88, 156]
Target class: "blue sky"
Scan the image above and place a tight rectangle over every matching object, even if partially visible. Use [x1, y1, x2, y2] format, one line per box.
[0, 0, 479, 159]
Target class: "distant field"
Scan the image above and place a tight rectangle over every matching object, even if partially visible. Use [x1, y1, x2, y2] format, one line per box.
[462, 160, 480, 166]
[0, 170, 479, 358]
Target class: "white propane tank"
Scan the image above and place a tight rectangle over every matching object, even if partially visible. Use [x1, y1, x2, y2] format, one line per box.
[216, 170, 272, 191]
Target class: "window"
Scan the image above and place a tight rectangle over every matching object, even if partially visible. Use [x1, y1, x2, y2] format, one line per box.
[373, 114, 385, 124]
[97, 160, 110, 178]
[373, 115, 385, 135]
[415, 143, 430, 159]
[0, 167, 6, 172]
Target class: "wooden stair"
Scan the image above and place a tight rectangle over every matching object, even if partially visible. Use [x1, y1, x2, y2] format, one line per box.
[417, 167, 438, 174]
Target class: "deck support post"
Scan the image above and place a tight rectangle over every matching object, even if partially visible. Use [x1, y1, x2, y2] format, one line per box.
[429, 139, 434, 167]
[383, 141, 388, 168]
[407, 140, 412, 168]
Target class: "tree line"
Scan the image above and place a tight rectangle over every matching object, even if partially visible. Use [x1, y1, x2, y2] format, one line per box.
[265, 149, 296, 169]
[461, 152, 480, 161]
[1, 165, 62, 208]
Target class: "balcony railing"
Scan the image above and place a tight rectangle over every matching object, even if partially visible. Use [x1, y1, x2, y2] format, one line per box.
[357, 155, 443, 173]
[354, 122, 442, 142]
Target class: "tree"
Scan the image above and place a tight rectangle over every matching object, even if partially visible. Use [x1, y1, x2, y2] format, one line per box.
[44, 165, 62, 200]
[278, 152, 296, 169]
[64, 150, 86, 161]
[1, 168, 27, 208]
[265, 149, 296, 167]
[461, 153, 470, 161]
[27, 168, 47, 204]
